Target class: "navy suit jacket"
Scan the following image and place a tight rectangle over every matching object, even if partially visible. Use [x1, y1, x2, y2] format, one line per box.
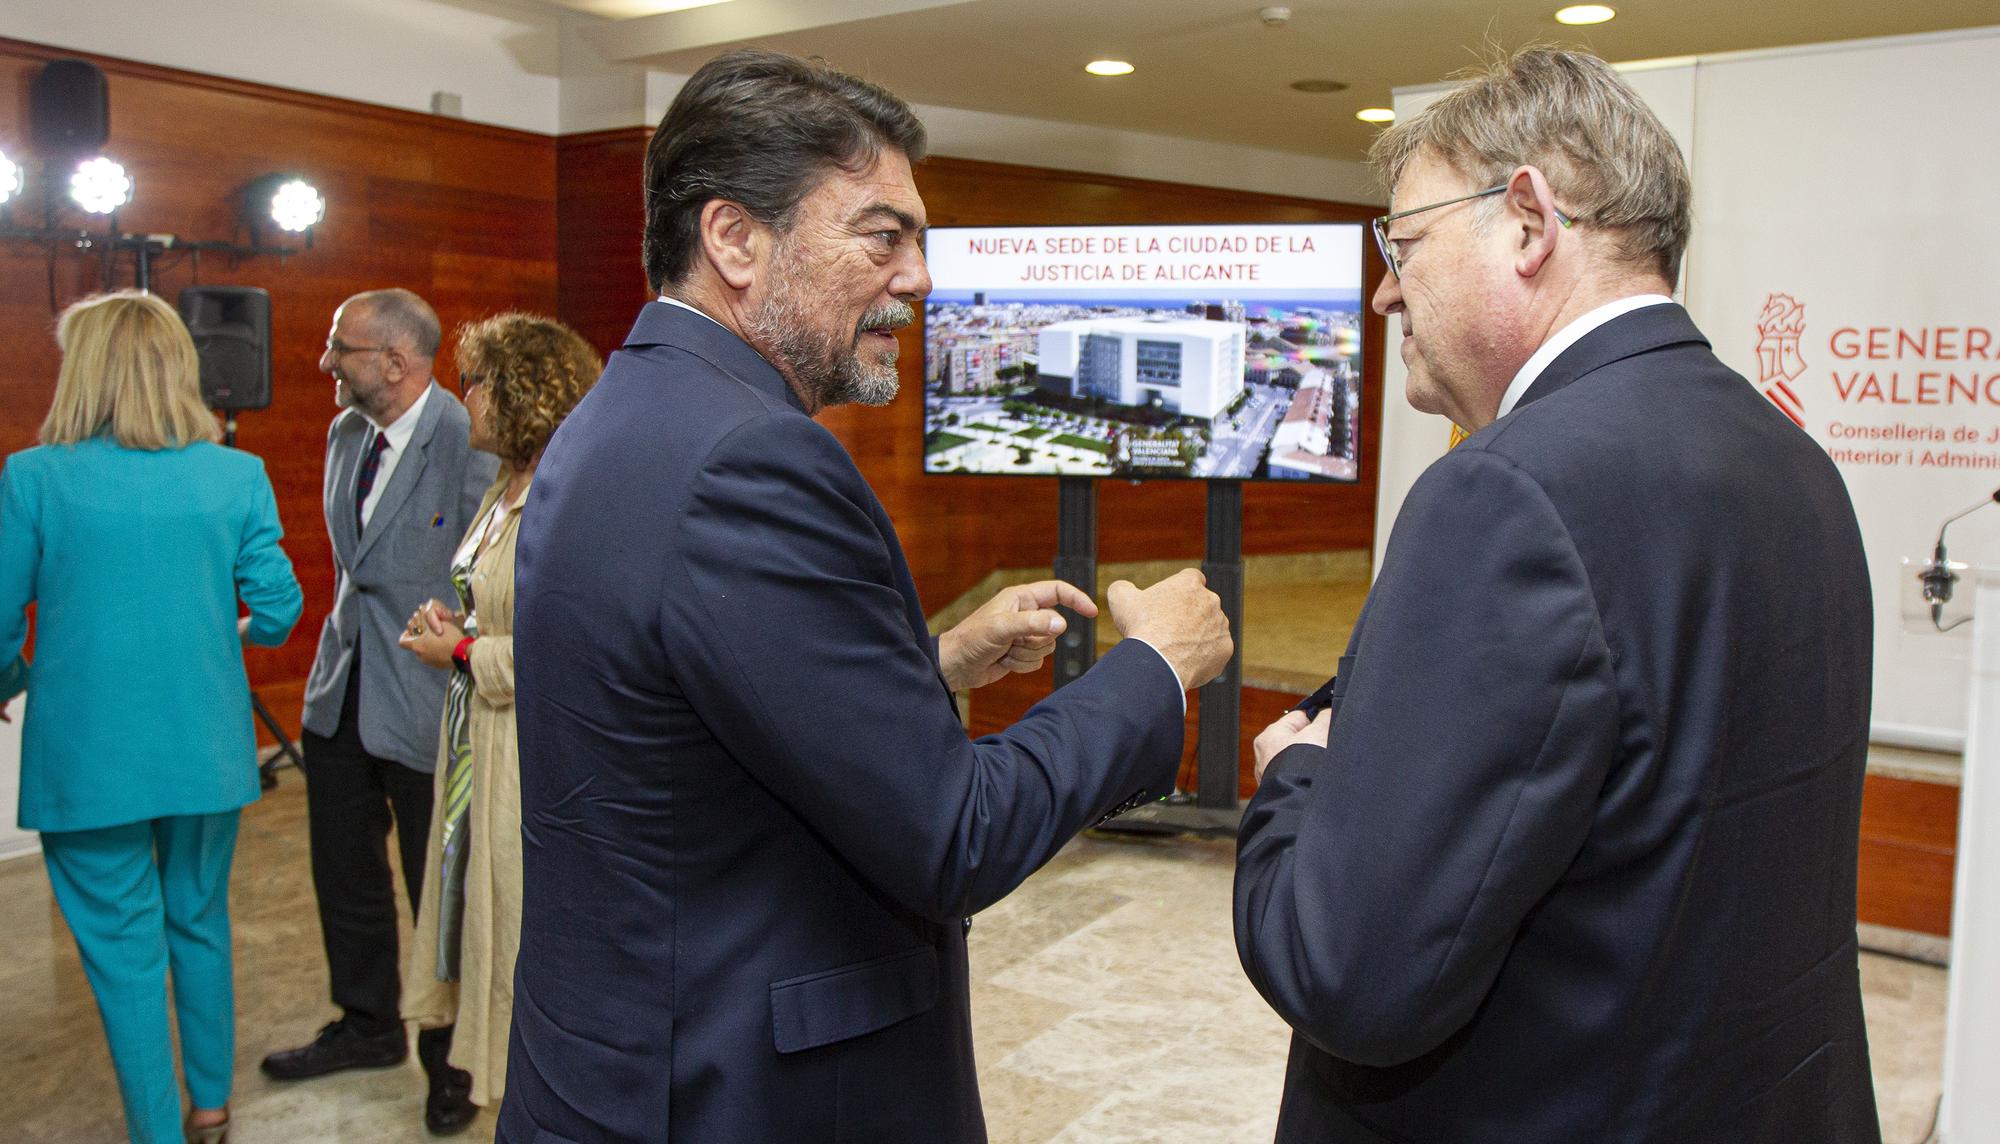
[499, 303, 1185, 1143]
[1234, 305, 1881, 1143]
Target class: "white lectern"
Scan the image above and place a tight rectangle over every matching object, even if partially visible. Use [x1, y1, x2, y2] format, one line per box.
[1942, 568, 2000, 1140]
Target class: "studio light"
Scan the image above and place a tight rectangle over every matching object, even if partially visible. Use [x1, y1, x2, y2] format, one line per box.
[70, 156, 131, 214]
[4, 59, 317, 294]
[268, 178, 325, 232]
[0, 150, 21, 205]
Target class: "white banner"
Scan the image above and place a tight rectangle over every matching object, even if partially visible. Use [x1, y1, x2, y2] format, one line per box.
[1685, 30, 2000, 747]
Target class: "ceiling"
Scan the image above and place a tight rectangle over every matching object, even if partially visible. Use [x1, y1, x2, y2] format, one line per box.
[539, 0, 2000, 160]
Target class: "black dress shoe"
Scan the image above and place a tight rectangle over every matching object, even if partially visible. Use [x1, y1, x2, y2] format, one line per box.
[424, 1066, 478, 1136]
[260, 1020, 407, 1080]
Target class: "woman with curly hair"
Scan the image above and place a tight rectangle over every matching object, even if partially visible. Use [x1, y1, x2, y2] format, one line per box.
[396, 313, 599, 1126]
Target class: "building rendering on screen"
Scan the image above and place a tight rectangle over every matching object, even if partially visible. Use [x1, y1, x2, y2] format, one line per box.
[1035, 317, 1246, 419]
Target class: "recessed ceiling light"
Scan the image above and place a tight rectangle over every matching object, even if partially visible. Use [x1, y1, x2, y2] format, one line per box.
[1085, 59, 1135, 77]
[1355, 108, 1395, 124]
[597, 0, 736, 14]
[1555, 4, 1616, 24]
[1290, 79, 1349, 94]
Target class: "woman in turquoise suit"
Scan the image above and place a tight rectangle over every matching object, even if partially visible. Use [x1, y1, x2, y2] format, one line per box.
[0, 290, 303, 1144]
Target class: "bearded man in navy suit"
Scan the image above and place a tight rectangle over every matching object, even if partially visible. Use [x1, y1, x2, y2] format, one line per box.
[500, 49, 1231, 1143]
[1235, 49, 1880, 1144]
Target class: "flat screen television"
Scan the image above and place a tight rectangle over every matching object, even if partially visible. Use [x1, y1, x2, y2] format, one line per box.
[922, 222, 1364, 482]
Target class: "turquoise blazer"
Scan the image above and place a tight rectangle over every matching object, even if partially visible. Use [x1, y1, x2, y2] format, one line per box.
[0, 438, 303, 833]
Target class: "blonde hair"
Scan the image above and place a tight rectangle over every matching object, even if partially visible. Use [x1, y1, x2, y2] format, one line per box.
[1370, 47, 1692, 282]
[42, 290, 221, 449]
[455, 313, 601, 467]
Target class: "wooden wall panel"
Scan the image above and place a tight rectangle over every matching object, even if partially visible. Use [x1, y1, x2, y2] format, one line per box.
[1857, 774, 1957, 936]
[556, 129, 654, 359]
[553, 145, 1389, 610]
[0, 39, 557, 722]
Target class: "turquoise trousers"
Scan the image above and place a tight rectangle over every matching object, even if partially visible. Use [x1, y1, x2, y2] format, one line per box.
[41, 811, 240, 1144]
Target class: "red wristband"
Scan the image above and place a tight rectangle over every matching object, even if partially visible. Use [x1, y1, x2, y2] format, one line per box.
[451, 636, 476, 674]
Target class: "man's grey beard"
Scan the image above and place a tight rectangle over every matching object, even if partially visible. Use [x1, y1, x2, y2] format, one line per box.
[335, 373, 390, 420]
[747, 270, 912, 409]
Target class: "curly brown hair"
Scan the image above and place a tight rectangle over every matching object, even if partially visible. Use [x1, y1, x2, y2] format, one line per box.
[454, 313, 601, 467]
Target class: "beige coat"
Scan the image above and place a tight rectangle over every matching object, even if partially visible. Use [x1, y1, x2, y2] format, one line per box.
[404, 476, 525, 1107]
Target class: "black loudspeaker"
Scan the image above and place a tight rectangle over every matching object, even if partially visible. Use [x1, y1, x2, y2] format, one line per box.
[179, 287, 272, 411]
[29, 60, 110, 155]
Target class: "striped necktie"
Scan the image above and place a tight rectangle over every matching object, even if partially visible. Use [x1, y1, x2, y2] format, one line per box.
[354, 429, 389, 536]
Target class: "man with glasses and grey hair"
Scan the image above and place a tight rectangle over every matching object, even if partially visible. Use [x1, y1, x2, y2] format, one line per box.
[263, 288, 497, 1137]
[1235, 48, 1880, 1143]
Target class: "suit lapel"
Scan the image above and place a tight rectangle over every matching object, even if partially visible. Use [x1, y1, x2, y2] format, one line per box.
[629, 303, 944, 684]
[327, 413, 367, 567]
[355, 382, 445, 565]
[1513, 303, 1711, 413]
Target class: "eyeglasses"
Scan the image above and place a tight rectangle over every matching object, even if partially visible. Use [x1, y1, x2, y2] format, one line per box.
[1371, 184, 1574, 279]
[326, 341, 391, 359]
[456, 372, 486, 395]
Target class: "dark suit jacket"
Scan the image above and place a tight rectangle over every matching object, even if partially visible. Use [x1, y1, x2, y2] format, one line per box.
[1234, 304, 1881, 1143]
[499, 303, 1186, 1143]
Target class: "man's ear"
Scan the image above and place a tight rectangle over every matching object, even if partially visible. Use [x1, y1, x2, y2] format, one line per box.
[380, 345, 411, 384]
[1504, 165, 1562, 280]
[699, 200, 765, 292]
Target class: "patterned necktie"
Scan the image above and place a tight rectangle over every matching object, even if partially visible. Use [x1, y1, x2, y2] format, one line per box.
[353, 429, 389, 536]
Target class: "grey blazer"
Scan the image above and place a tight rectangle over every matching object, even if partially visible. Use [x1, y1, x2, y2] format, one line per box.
[302, 382, 498, 771]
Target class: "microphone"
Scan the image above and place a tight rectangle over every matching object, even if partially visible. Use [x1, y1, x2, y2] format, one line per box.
[1921, 487, 2000, 629]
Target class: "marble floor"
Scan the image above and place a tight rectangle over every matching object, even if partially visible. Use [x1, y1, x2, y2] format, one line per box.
[0, 777, 1949, 1143]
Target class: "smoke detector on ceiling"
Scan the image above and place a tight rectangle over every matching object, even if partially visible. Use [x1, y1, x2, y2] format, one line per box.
[1259, 6, 1293, 27]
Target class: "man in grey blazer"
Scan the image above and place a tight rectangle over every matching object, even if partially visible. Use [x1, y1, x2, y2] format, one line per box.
[262, 288, 497, 1137]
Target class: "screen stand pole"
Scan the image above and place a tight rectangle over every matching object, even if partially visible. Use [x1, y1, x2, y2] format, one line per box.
[1086, 480, 1244, 839]
[1051, 476, 1098, 689]
[1196, 481, 1245, 813]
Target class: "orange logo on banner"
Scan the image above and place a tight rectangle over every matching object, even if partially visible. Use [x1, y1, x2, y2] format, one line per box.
[1756, 293, 1808, 427]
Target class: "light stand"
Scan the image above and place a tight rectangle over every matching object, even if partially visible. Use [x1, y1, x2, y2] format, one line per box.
[220, 411, 306, 791]
[1, 159, 315, 299]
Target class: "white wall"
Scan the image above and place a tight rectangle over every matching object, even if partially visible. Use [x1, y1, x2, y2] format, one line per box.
[637, 70, 1383, 204]
[13, 0, 564, 134]
[912, 102, 1380, 205]
[17, 0, 1380, 203]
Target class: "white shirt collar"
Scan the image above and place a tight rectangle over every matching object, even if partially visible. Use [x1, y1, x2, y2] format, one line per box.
[373, 380, 433, 452]
[658, 294, 729, 330]
[1495, 294, 1675, 419]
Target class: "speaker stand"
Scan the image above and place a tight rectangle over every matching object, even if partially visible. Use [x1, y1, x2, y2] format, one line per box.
[223, 415, 305, 791]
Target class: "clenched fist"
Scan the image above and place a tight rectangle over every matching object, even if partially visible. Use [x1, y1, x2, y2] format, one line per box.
[1105, 568, 1232, 691]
